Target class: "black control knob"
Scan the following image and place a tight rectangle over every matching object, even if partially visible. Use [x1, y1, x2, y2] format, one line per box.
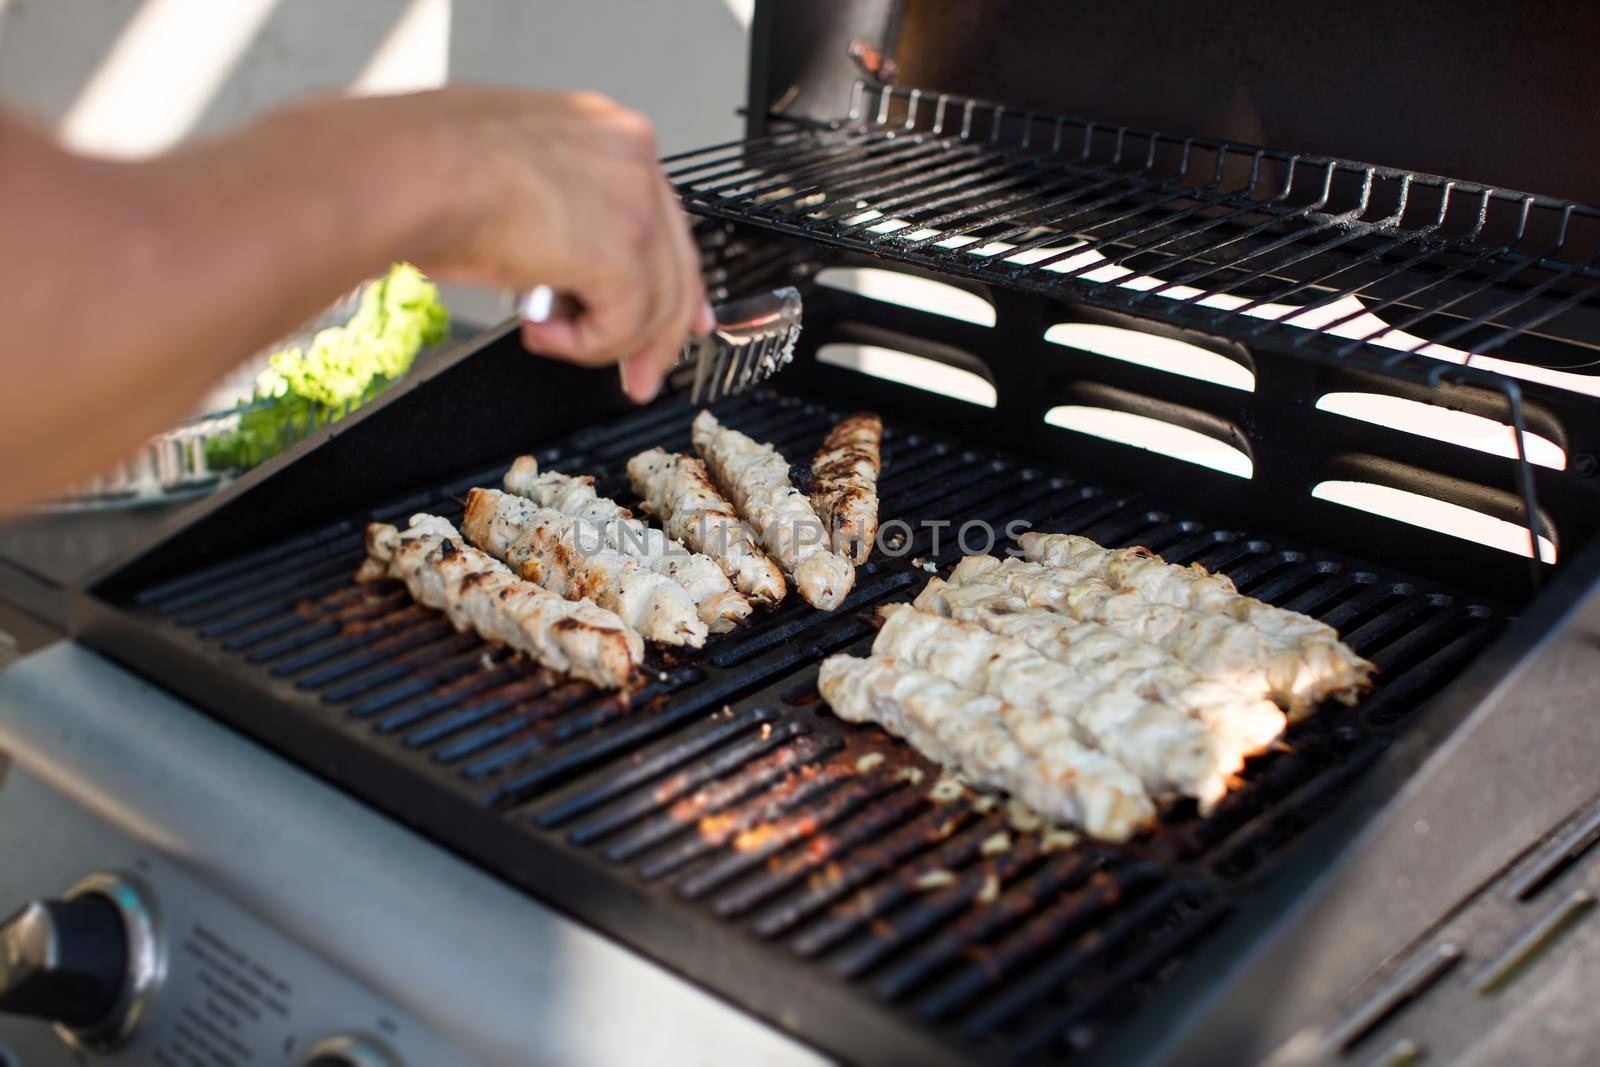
[0, 893, 127, 1026]
[0, 873, 161, 1053]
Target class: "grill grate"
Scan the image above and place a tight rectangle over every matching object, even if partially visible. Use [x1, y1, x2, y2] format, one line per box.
[114, 391, 1504, 1065]
[671, 84, 1600, 391]
[664, 83, 1600, 570]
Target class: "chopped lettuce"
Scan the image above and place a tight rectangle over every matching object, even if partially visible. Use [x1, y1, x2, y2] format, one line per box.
[205, 264, 448, 470]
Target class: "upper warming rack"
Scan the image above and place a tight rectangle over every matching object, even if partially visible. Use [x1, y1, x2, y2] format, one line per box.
[669, 82, 1600, 398]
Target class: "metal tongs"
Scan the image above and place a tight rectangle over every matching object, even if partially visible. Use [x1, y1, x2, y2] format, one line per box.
[681, 286, 803, 404]
[520, 285, 803, 404]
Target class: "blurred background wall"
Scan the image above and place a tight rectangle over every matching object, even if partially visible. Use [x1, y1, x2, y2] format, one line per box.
[0, 0, 753, 326]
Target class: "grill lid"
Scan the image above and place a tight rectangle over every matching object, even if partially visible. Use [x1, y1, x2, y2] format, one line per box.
[752, 0, 1600, 206]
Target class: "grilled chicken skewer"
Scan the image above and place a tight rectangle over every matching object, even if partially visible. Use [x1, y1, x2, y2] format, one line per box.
[912, 580, 1286, 758]
[503, 457, 751, 633]
[627, 447, 787, 605]
[818, 654, 1154, 840]
[806, 413, 883, 565]
[874, 604, 1253, 809]
[945, 555, 1366, 717]
[692, 410, 855, 610]
[357, 514, 642, 689]
[1018, 532, 1375, 703]
[461, 488, 707, 648]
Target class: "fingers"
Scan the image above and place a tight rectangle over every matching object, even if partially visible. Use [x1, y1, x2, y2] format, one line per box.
[618, 175, 708, 403]
[591, 184, 681, 371]
[620, 353, 665, 404]
[658, 172, 709, 337]
[519, 317, 585, 361]
[517, 185, 669, 368]
[694, 298, 716, 335]
[523, 175, 707, 407]
[447, 88, 708, 396]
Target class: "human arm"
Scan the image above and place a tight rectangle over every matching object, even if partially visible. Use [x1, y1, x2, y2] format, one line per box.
[0, 87, 709, 511]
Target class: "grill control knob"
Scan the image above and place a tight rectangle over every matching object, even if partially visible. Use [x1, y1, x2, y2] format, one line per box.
[0, 872, 161, 1051]
[0, 894, 125, 1025]
[299, 1033, 401, 1067]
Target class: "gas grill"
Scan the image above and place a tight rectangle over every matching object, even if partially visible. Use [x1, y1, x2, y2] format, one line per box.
[10, 2, 1600, 1065]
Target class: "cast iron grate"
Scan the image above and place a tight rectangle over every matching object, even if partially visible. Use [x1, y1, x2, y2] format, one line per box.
[116, 391, 1504, 1065]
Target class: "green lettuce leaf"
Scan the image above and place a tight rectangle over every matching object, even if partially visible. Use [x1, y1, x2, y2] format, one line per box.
[205, 264, 448, 470]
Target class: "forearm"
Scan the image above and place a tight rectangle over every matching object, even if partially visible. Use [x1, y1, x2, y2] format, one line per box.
[0, 100, 456, 509]
[0, 85, 706, 508]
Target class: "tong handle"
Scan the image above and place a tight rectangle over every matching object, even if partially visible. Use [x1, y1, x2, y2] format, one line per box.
[520, 285, 799, 404]
[519, 285, 581, 324]
[521, 285, 703, 396]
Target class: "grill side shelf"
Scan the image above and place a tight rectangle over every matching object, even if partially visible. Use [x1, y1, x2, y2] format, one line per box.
[80, 391, 1507, 1066]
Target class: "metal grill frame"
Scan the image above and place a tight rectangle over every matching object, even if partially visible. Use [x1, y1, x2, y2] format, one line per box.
[70, 318, 1545, 1064]
[66, 126, 1600, 1061]
[670, 82, 1600, 591]
[56, 6, 1600, 1061]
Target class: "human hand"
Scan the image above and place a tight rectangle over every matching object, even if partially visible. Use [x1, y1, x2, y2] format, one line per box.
[370, 86, 713, 402]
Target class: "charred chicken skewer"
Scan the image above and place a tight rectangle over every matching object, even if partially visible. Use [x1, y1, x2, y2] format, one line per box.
[357, 514, 642, 689]
[692, 410, 855, 610]
[945, 555, 1369, 717]
[912, 579, 1286, 756]
[503, 456, 751, 633]
[874, 604, 1259, 809]
[1019, 532, 1375, 705]
[805, 412, 883, 565]
[627, 447, 787, 605]
[818, 653, 1154, 840]
[461, 488, 707, 648]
